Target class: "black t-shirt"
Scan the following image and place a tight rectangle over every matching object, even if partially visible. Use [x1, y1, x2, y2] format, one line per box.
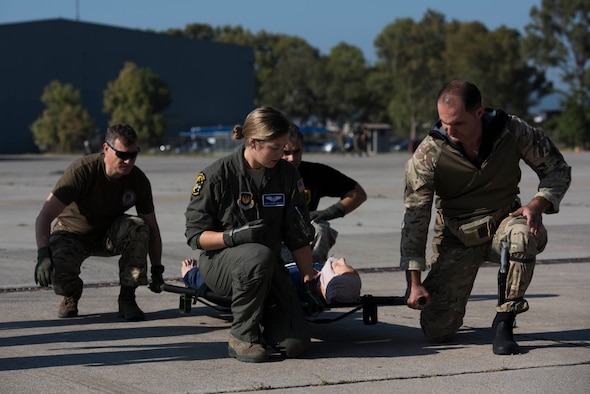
[297, 161, 358, 211]
[52, 153, 154, 238]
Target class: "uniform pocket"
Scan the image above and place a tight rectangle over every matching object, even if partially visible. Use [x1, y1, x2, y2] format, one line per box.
[448, 215, 496, 247]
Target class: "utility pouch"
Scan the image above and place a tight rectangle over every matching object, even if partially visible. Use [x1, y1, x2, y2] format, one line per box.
[448, 215, 496, 247]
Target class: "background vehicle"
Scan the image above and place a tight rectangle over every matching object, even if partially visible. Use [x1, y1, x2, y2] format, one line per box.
[321, 136, 353, 153]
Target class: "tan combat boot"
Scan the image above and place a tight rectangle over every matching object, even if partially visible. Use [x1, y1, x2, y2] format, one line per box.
[57, 296, 79, 318]
[228, 333, 268, 363]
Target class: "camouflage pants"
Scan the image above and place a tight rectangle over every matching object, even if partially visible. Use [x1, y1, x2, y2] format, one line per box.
[421, 215, 547, 343]
[50, 215, 150, 299]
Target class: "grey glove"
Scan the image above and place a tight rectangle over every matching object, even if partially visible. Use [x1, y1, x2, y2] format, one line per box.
[35, 246, 53, 287]
[309, 202, 345, 222]
[223, 219, 266, 247]
[149, 264, 165, 293]
[302, 278, 324, 317]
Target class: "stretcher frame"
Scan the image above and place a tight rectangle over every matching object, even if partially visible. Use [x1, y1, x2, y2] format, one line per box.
[160, 283, 407, 325]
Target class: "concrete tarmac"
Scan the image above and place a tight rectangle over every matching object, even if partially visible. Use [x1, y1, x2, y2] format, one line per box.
[1, 151, 589, 393]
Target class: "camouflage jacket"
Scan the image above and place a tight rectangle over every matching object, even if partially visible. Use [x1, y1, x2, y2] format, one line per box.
[400, 108, 571, 271]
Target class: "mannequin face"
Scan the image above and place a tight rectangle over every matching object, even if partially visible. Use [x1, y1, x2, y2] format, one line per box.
[330, 257, 358, 276]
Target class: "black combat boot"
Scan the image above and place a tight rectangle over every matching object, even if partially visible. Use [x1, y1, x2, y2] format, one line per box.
[118, 286, 145, 321]
[492, 312, 521, 355]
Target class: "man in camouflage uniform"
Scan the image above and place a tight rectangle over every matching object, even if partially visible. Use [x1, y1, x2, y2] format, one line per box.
[401, 80, 571, 355]
[34, 124, 165, 321]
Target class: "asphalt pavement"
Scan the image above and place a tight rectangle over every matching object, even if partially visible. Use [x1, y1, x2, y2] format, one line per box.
[1, 151, 588, 393]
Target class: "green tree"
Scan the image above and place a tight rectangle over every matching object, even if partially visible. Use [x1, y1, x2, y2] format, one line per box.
[553, 89, 590, 148]
[374, 10, 548, 140]
[444, 22, 548, 114]
[214, 24, 256, 47]
[324, 43, 370, 125]
[165, 24, 333, 122]
[374, 10, 446, 140]
[252, 33, 325, 122]
[524, 0, 589, 93]
[103, 61, 172, 146]
[30, 80, 96, 153]
[163, 23, 215, 40]
[524, 0, 590, 147]
[364, 65, 394, 124]
[159, 11, 556, 139]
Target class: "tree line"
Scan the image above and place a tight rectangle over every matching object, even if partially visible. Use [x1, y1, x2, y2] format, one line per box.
[31, 62, 171, 153]
[32, 1, 589, 152]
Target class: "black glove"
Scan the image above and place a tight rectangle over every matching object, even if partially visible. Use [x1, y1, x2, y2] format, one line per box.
[223, 219, 266, 247]
[35, 246, 53, 287]
[309, 202, 345, 222]
[302, 278, 324, 317]
[149, 264, 165, 293]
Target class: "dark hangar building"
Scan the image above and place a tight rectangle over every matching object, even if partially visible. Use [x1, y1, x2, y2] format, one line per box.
[0, 18, 255, 153]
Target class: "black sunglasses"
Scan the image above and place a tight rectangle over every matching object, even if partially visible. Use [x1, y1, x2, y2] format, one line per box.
[107, 142, 140, 160]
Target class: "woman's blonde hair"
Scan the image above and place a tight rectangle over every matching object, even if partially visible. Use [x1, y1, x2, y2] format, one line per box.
[232, 106, 291, 142]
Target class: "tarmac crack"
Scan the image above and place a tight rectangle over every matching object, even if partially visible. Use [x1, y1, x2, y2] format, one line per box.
[201, 361, 590, 393]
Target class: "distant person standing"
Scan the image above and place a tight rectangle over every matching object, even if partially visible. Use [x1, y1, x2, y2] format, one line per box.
[400, 80, 571, 355]
[358, 127, 369, 156]
[336, 129, 346, 153]
[34, 123, 165, 321]
[282, 125, 367, 263]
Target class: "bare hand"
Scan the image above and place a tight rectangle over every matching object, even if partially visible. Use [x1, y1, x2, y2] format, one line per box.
[405, 284, 431, 310]
[509, 199, 548, 236]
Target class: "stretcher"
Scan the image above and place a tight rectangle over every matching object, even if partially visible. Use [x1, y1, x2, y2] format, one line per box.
[159, 283, 408, 325]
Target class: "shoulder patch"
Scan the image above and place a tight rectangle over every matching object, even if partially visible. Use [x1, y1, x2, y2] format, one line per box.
[192, 172, 206, 196]
[297, 178, 305, 193]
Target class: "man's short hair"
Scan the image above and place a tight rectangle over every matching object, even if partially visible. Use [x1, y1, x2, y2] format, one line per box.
[105, 123, 138, 146]
[437, 80, 482, 112]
